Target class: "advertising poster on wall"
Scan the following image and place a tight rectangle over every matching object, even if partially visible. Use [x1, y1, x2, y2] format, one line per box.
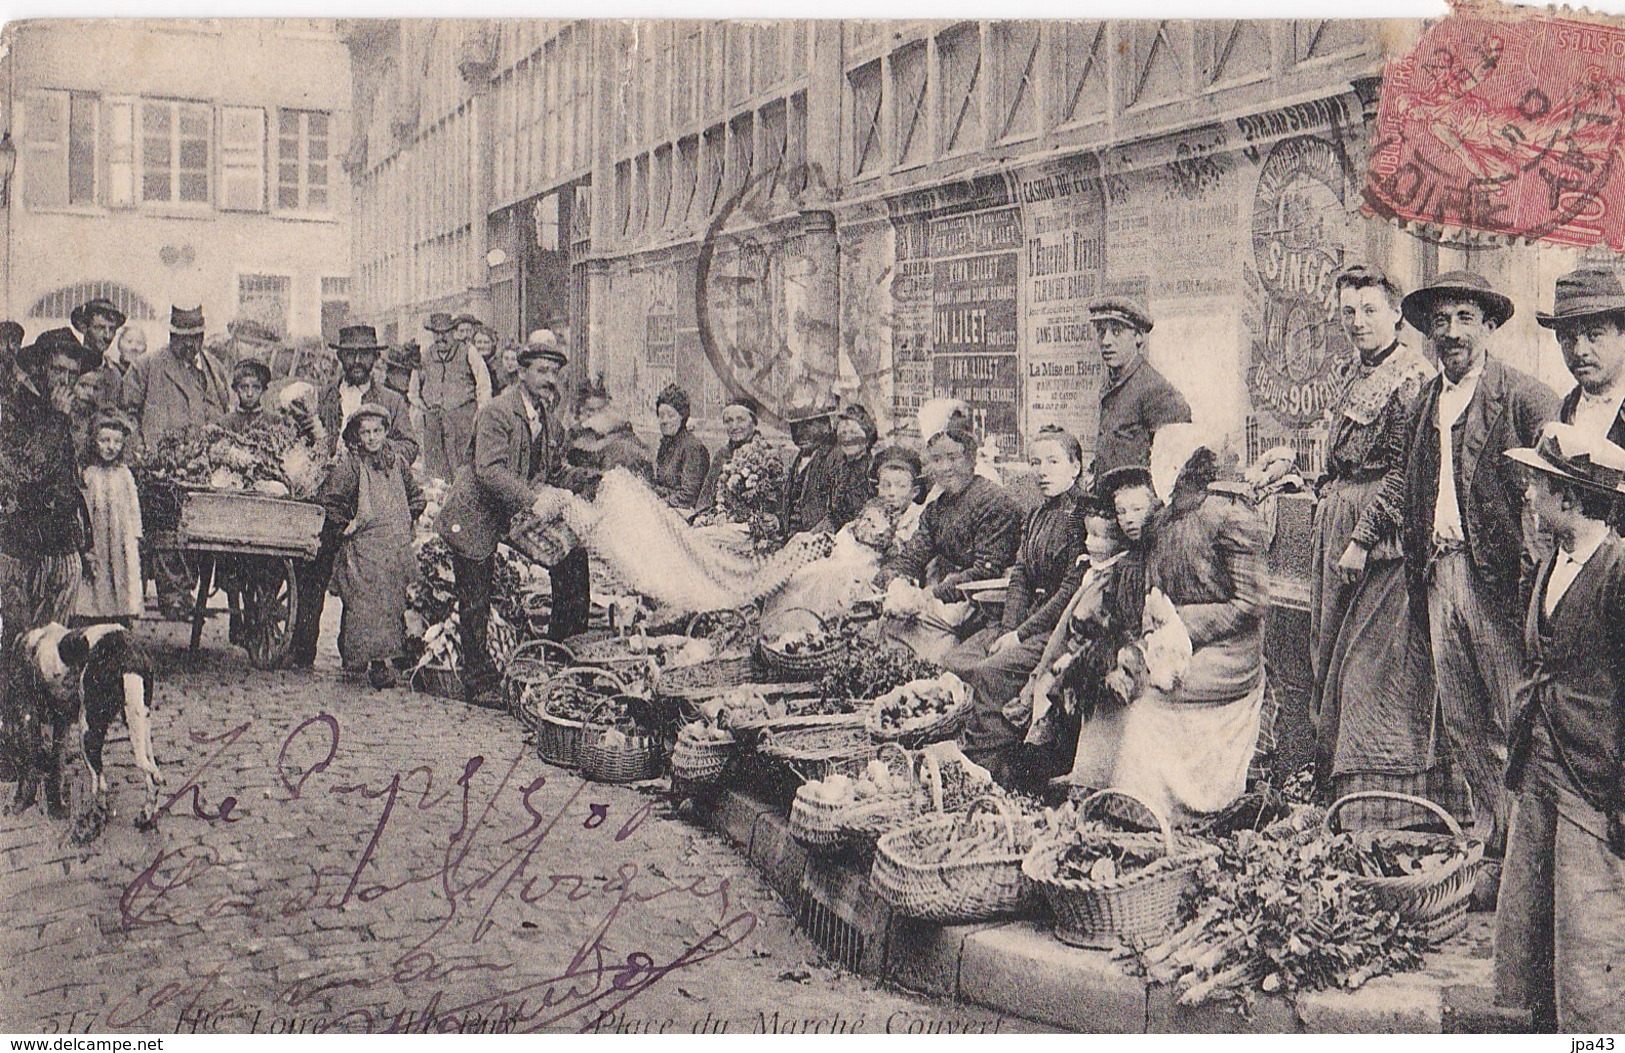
[929, 207, 1022, 453]
[1017, 156, 1107, 456]
[890, 214, 934, 429]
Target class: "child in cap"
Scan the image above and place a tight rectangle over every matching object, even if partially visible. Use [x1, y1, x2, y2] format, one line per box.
[319, 403, 426, 688]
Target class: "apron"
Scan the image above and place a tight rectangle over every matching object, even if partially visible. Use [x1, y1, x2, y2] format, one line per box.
[1110, 678, 1267, 824]
[331, 458, 417, 669]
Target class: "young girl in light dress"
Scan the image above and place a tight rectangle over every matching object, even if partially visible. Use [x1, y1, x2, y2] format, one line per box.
[74, 413, 144, 627]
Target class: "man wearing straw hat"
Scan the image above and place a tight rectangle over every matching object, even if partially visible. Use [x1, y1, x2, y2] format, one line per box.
[1495, 422, 1625, 1031]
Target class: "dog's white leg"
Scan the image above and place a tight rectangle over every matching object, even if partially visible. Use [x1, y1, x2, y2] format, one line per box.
[123, 674, 163, 823]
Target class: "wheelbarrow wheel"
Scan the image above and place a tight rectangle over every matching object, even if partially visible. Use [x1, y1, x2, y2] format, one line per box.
[241, 557, 299, 670]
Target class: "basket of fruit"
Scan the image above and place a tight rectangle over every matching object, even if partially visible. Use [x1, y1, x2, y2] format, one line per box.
[653, 614, 759, 701]
[755, 607, 851, 682]
[504, 639, 576, 729]
[1021, 789, 1219, 948]
[533, 666, 631, 769]
[670, 720, 736, 787]
[1322, 791, 1483, 944]
[578, 695, 665, 785]
[866, 673, 974, 747]
[569, 632, 664, 683]
[871, 795, 1041, 923]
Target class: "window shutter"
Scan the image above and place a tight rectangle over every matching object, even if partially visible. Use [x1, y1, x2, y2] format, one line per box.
[219, 106, 266, 212]
[21, 91, 68, 209]
[104, 99, 136, 208]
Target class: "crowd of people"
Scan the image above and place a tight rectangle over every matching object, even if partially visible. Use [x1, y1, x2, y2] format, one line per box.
[1, 260, 1623, 1030]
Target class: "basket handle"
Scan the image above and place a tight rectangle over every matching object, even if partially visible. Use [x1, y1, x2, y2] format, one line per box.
[1323, 791, 1463, 837]
[766, 605, 834, 635]
[914, 750, 946, 814]
[686, 605, 756, 640]
[550, 664, 631, 696]
[872, 741, 915, 788]
[510, 638, 576, 667]
[1079, 788, 1175, 859]
[951, 794, 1019, 847]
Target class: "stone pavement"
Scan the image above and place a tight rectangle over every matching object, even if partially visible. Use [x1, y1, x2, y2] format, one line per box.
[0, 611, 1041, 1036]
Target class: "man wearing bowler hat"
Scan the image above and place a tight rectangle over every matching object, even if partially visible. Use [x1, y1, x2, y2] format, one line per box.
[1090, 297, 1191, 478]
[286, 324, 420, 670]
[1540, 267, 1625, 447]
[1495, 423, 1625, 1031]
[122, 306, 233, 619]
[438, 332, 585, 705]
[1361, 271, 1557, 904]
[412, 311, 493, 482]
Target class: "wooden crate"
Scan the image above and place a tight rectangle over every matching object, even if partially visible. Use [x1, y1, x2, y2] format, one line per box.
[178, 491, 324, 557]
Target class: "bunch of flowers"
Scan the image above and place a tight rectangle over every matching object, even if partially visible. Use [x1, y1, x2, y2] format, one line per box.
[696, 436, 786, 552]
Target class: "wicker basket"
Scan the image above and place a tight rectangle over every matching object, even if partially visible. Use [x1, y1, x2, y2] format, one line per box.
[686, 606, 761, 654]
[534, 666, 630, 769]
[755, 607, 850, 682]
[671, 722, 735, 786]
[836, 744, 931, 848]
[1324, 791, 1484, 944]
[579, 695, 665, 784]
[865, 673, 974, 747]
[655, 651, 758, 701]
[409, 663, 464, 701]
[1022, 789, 1219, 949]
[754, 713, 874, 783]
[570, 634, 663, 683]
[504, 639, 576, 728]
[871, 796, 1040, 923]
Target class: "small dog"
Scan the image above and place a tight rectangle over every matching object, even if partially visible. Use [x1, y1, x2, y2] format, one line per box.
[9, 623, 163, 827]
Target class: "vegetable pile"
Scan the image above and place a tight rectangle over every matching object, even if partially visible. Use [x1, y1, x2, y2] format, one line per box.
[816, 646, 941, 706]
[765, 625, 838, 656]
[1054, 835, 1165, 885]
[1325, 833, 1473, 880]
[871, 674, 971, 735]
[139, 420, 328, 501]
[1120, 821, 1430, 1010]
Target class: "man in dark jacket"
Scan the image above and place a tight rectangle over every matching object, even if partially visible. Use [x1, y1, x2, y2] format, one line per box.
[1091, 297, 1191, 478]
[2, 328, 94, 814]
[1359, 271, 1558, 883]
[1539, 267, 1625, 532]
[781, 401, 842, 536]
[439, 340, 586, 703]
[1496, 423, 1625, 1032]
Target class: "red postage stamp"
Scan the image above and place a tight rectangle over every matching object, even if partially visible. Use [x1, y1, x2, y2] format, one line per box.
[1364, 3, 1625, 251]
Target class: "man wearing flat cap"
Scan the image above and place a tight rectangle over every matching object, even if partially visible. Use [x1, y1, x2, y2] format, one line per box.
[1359, 271, 1557, 901]
[1495, 423, 1625, 1031]
[1090, 297, 1191, 478]
[287, 324, 419, 670]
[438, 336, 587, 705]
[70, 297, 126, 409]
[412, 311, 493, 482]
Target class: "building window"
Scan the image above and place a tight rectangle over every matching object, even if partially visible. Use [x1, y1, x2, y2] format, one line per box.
[1055, 22, 1108, 126]
[277, 109, 331, 211]
[849, 60, 883, 178]
[141, 99, 211, 204]
[993, 22, 1042, 142]
[29, 281, 158, 323]
[320, 277, 350, 344]
[892, 42, 930, 169]
[238, 274, 291, 339]
[937, 24, 984, 156]
[21, 90, 98, 209]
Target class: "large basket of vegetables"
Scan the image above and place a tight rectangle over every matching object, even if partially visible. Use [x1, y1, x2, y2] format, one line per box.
[790, 742, 915, 853]
[1322, 791, 1483, 944]
[871, 796, 1040, 923]
[578, 695, 665, 785]
[865, 673, 974, 748]
[754, 713, 873, 781]
[533, 666, 631, 769]
[504, 639, 577, 729]
[1023, 789, 1219, 949]
[835, 745, 934, 848]
[756, 607, 851, 682]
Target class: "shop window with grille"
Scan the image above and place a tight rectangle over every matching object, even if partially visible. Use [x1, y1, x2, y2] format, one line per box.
[141, 99, 211, 205]
[728, 114, 753, 202]
[700, 124, 726, 217]
[1204, 21, 1272, 87]
[651, 144, 673, 231]
[849, 60, 883, 179]
[937, 24, 984, 156]
[276, 109, 331, 212]
[238, 274, 291, 340]
[1121, 21, 1187, 110]
[320, 277, 350, 344]
[892, 42, 930, 169]
[1055, 21, 1108, 126]
[29, 281, 157, 323]
[1292, 20, 1369, 64]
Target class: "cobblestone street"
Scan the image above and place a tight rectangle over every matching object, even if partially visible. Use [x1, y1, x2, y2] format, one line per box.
[0, 612, 1034, 1036]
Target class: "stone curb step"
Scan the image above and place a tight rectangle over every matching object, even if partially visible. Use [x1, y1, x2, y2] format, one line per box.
[701, 786, 1520, 1034]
